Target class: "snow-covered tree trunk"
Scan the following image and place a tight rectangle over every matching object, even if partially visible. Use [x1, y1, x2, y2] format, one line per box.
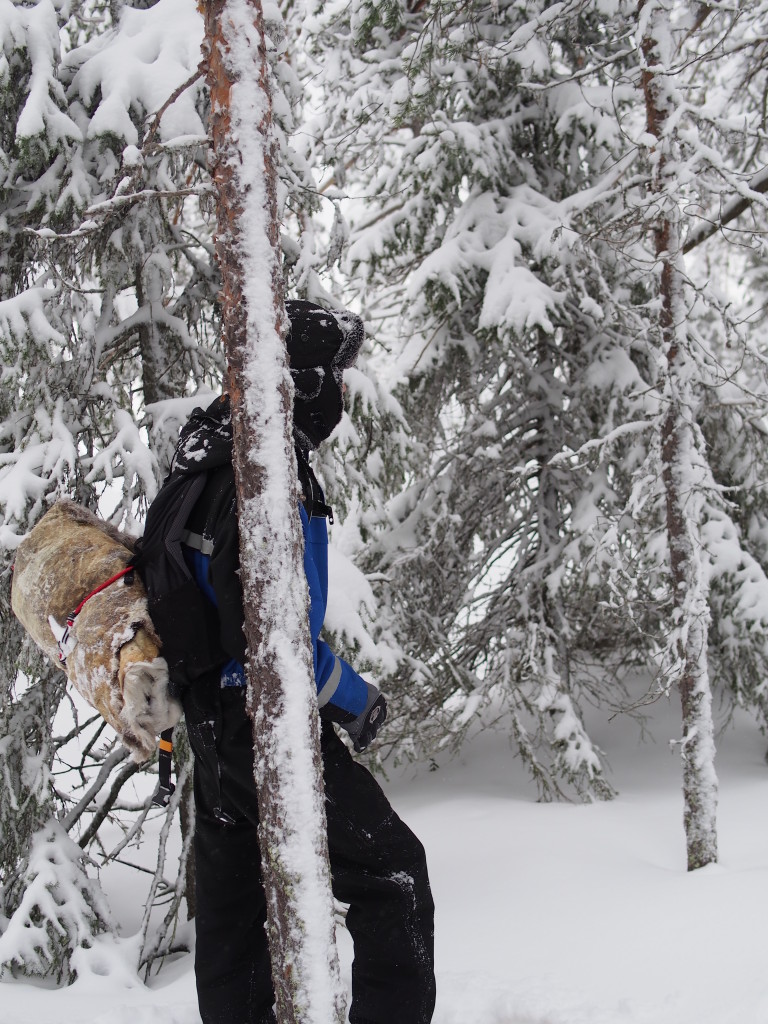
[639, 0, 717, 870]
[203, 1, 346, 1021]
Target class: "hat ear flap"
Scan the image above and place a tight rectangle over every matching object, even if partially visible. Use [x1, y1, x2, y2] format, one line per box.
[330, 311, 364, 370]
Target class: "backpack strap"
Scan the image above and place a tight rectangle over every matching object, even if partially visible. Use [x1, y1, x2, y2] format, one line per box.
[53, 564, 136, 665]
[180, 529, 214, 555]
[296, 445, 334, 523]
[151, 729, 176, 808]
[133, 470, 227, 693]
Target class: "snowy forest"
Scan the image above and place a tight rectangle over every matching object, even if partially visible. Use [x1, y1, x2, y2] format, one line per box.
[3, 0, 768, 1021]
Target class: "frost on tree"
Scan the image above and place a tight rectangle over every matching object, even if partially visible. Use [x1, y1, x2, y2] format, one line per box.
[300, 0, 768, 825]
[0, 0, 218, 981]
[0, 0, 343, 988]
[0, 821, 112, 984]
[302, 0, 645, 800]
[636, 0, 717, 870]
[203, 0, 345, 1020]
[628, 0, 768, 870]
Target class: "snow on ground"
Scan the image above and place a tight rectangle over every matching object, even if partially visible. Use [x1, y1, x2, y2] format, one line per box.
[4, 690, 768, 1024]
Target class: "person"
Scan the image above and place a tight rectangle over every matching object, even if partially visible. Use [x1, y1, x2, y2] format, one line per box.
[138, 300, 436, 1024]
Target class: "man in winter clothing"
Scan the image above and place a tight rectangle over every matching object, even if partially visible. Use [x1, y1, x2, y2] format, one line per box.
[140, 301, 436, 1024]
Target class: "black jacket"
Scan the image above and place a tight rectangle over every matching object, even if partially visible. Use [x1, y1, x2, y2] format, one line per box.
[139, 396, 368, 721]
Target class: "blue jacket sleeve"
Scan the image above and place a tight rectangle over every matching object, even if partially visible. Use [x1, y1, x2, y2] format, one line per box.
[300, 504, 369, 718]
[186, 477, 369, 715]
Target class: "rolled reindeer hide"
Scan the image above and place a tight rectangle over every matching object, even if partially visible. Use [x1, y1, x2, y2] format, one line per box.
[11, 499, 181, 760]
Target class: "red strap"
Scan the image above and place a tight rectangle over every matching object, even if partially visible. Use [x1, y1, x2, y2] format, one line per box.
[57, 565, 134, 665]
[71, 566, 134, 618]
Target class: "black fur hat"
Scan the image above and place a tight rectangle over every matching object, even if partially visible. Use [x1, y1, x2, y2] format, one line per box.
[286, 300, 364, 449]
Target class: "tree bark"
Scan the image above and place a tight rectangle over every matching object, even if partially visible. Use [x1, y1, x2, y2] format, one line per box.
[202, 2, 346, 1020]
[639, 0, 718, 871]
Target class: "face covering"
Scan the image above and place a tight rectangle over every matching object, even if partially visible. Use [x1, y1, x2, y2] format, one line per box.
[286, 300, 364, 449]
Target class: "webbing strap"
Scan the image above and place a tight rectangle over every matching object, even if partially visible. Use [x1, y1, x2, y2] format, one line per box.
[180, 528, 214, 555]
[55, 565, 135, 664]
[152, 728, 176, 808]
[71, 565, 135, 618]
[165, 472, 210, 577]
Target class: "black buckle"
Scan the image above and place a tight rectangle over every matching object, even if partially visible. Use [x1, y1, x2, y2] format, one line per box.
[152, 781, 176, 808]
[214, 806, 236, 826]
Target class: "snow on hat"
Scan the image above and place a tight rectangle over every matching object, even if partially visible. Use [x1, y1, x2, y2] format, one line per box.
[286, 299, 364, 374]
[285, 300, 364, 449]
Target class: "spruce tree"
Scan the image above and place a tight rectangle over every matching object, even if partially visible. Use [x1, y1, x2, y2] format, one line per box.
[303, 0, 645, 799]
[0, 0, 215, 977]
[303, 0, 768, 835]
[0, 0, 345, 985]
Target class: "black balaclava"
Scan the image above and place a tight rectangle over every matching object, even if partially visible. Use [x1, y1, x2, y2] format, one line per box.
[286, 300, 364, 450]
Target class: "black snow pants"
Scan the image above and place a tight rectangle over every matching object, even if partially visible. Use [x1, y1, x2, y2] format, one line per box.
[183, 680, 436, 1024]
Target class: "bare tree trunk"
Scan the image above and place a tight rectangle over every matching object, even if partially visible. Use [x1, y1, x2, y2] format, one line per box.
[640, 0, 718, 870]
[202, 2, 346, 1021]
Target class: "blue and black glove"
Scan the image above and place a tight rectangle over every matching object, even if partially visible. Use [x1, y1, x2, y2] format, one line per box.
[345, 682, 387, 752]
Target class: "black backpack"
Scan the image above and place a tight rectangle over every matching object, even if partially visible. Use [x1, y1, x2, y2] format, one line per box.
[132, 468, 226, 696]
[131, 465, 230, 807]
